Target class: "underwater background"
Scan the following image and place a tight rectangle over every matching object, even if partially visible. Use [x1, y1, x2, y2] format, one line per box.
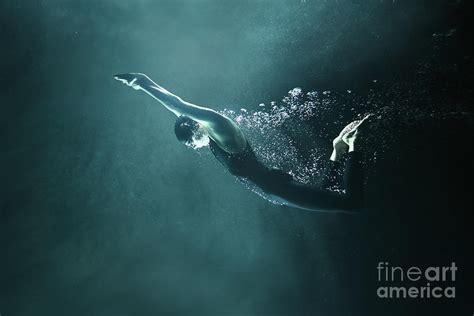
[1, 0, 473, 315]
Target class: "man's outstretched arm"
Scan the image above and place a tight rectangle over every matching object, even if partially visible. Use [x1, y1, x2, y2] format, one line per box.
[114, 73, 247, 153]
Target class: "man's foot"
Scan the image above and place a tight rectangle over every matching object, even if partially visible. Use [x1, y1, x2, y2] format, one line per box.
[330, 114, 372, 161]
[330, 135, 349, 161]
[342, 114, 372, 152]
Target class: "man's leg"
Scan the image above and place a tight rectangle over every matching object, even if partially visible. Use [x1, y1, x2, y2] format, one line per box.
[329, 115, 371, 210]
[343, 151, 364, 211]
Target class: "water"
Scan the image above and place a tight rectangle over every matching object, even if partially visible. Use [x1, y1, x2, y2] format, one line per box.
[221, 43, 473, 187]
[1, 1, 473, 315]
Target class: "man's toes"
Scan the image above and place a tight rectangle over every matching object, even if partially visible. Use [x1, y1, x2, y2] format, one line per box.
[346, 129, 357, 137]
[356, 115, 372, 131]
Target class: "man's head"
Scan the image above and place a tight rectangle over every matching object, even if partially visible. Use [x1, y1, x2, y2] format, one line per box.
[174, 115, 209, 149]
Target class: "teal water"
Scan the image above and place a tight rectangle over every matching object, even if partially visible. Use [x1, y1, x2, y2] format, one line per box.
[1, 1, 472, 315]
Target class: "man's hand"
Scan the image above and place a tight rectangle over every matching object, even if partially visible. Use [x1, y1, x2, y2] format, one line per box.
[114, 73, 151, 90]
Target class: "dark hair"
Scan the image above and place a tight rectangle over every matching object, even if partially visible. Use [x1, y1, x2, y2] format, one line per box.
[174, 115, 200, 144]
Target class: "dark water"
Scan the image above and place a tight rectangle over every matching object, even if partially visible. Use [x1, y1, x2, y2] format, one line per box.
[1, 1, 473, 315]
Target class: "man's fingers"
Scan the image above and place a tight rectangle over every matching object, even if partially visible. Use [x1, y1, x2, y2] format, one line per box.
[114, 73, 136, 83]
[113, 74, 142, 90]
[115, 78, 129, 85]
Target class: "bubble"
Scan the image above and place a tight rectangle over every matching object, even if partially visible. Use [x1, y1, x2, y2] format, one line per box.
[219, 40, 472, 189]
